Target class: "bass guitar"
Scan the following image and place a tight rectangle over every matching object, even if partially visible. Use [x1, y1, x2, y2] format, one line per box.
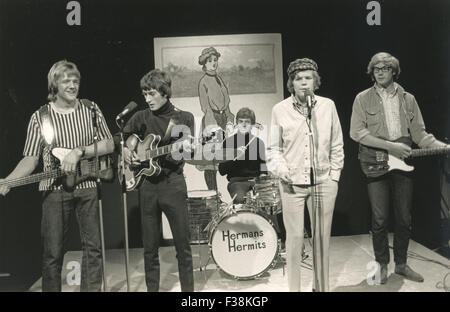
[359, 137, 450, 178]
[0, 147, 114, 192]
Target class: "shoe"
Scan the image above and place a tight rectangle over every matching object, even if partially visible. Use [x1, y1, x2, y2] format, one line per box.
[379, 263, 388, 284]
[394, 264, 424, 283]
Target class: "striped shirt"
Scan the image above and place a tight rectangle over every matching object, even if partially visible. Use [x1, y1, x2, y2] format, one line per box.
[23, 99, 112, 191]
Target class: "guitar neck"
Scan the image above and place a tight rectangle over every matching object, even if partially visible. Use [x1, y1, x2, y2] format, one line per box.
[146, 140, 189, 159]
[411, 146, 450, 158]
[0, 168, 62, 189]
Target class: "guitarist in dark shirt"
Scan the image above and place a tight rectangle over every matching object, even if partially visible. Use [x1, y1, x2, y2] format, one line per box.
[118, 69, 194, 292]
[350, 52, 449, 284]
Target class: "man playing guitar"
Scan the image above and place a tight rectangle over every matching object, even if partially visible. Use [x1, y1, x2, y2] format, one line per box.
[0, 60, 114, 291]
[118, 69, 195, 292]
[350, 52, 449, 284]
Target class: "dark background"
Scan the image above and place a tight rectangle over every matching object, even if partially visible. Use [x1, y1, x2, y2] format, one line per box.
[0, 0, 449, 290]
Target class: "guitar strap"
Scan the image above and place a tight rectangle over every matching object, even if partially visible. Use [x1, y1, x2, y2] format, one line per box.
[162, 118, 176, 144]
[38, 99, 95, 145]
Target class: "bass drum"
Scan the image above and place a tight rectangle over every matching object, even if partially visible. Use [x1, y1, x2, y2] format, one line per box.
[209, 210, 279, 280]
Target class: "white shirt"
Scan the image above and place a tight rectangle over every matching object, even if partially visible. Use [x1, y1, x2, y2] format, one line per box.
[268, 95, 344, 185]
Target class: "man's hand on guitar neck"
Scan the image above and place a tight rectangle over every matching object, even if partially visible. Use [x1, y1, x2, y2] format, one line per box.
[387, 141, 412, 160]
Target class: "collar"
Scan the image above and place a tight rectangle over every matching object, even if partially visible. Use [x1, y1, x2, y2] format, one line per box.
[152, 100, 174, 116]
[291, 94, 307, 107]
[50, 99, 79, 114]
[205, 70, 217, 76]
[374, 82, 399, 96]
[291, 95, 309, 117]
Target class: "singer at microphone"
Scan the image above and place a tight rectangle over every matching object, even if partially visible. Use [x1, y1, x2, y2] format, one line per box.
[268, 58, 344, 292]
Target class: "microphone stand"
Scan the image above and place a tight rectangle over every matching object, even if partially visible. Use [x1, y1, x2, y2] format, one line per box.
[306, 96, 326, 292]
[91, 107, 108, 292]
[117, 118, 131, 292]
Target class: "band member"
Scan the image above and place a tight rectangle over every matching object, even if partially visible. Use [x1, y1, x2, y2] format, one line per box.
[197, 47, 235, 191]
[269, 58, 344, 291]
[218, 107, 267, 204]
[119, 69, 194, 292]
[0, 60, 114, 291]
[350, 52, 449, 284]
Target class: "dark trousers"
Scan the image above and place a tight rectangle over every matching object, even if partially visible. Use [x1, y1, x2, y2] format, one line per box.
[41, 188, 102, 292]
[139, 173, 194, 292]
[367, 171, 413, 265]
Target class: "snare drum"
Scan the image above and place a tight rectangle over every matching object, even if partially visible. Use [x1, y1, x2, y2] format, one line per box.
[209, 210, 279, 279]
[187, 190, 220, 243]
[254, 175, 282, 215]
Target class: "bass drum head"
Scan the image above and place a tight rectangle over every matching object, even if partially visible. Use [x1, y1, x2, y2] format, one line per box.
[210, 210, 279, 279]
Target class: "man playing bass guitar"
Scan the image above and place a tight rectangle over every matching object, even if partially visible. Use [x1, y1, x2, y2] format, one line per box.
[0, 60, 114, 291]
[350, 52, 449, 284]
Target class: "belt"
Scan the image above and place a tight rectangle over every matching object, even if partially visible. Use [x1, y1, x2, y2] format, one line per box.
[211, 108, 226, 114]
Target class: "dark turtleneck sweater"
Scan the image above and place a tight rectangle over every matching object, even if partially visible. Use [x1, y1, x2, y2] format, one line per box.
[218, 131, 267, 181]
[117, 100, 195, 176]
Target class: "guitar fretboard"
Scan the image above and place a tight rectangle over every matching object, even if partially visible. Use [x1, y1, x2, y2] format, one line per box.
[145, 140, 190, 159]
[0, 169, 63, 188]
[0, 158, 101, 189]
[411, 146, 450, 158]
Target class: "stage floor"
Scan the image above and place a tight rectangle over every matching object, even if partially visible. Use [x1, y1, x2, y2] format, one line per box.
[29, 234, 449, 292]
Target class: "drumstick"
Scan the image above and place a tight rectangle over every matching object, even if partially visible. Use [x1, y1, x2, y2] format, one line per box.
[223, 194, 238, 215]
[233, 135, 257, 161]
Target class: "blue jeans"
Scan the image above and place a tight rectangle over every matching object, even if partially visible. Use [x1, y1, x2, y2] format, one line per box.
[139, 173, 194, 292]
[367, 171, 413, 265]
[41, 188, 102, 292]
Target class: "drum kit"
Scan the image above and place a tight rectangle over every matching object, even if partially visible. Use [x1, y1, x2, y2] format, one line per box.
[186, 171, 285, 280]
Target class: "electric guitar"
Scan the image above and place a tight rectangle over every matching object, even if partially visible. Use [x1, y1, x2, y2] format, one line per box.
[119, 133, 222, 191]
[0, 148, 114, 192]
[359, 137, 450, 178]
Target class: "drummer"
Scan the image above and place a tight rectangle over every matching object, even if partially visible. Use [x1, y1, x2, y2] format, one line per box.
[218, 107, 267, 204]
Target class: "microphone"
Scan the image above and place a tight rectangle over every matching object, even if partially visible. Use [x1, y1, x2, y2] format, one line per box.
[304, 89, 314, 109]
[304, 89, 314, 119]
[116, 101, 138, 121]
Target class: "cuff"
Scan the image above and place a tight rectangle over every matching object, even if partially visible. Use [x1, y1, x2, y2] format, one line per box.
[330, 169, 341, 182]
[417, 133, 437, 149]
[351, 128, 371, 142]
